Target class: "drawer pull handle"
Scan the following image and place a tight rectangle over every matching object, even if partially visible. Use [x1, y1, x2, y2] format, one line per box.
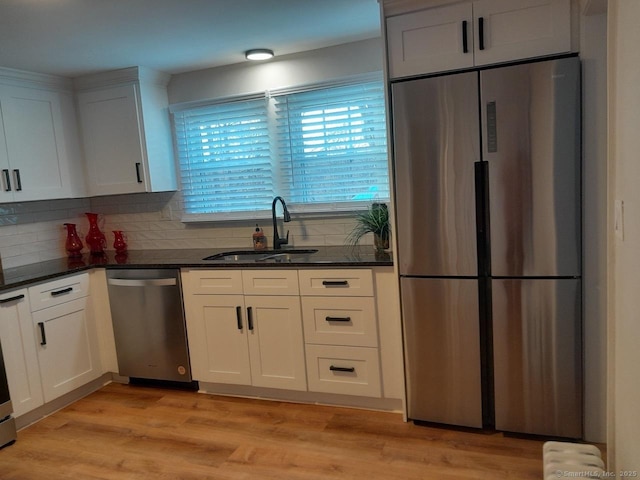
[51, 287, 73, 297]
[325, 316, 351, 322]
[0, 294, 25, 304]
[236, 306, 243, 330]
[247, 306, 254, 331]
[330, 365, 355, 373]
[322, 280, 349, 287]
[38, 322, 47, 346]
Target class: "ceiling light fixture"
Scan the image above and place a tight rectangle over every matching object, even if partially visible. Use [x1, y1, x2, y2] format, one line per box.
[245, 49, 274, 61]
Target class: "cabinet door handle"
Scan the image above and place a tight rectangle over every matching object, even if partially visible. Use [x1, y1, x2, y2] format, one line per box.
[478, 16, 485, 50]
[329, 365, 355, 373]
[236, 306, 243, 330]
[462, 20, 469, 53]
[325, 316, 351, 322]
[38, 322, 47, 346]
[0, 294, 25, 304]
[2, 169, 11, 191]
[322, 280, 349, 287]
[135, 163, 143, 183]
[50, 287, 73, 297]
[247, 306, 254, 331]
[13, 169, 22, 191]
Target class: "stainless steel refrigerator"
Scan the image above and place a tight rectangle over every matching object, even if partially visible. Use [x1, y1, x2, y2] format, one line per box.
[392, 56, 582, 438]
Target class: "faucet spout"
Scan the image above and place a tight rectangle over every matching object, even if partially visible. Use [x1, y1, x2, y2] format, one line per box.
[272, 196, 291, 250]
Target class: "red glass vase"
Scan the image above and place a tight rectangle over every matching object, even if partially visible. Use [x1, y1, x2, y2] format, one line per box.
[85, 212, 106, 255]
[64, 223, 83, 258]
[113, 230, 127, 254]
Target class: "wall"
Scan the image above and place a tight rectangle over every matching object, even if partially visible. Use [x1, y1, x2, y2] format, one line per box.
[608, 0, 640, 470]
[0, 39, 384, 269]
[580, 9, 608, 444]
[0, 198, 89, 269]
[168, 38, 384, 104]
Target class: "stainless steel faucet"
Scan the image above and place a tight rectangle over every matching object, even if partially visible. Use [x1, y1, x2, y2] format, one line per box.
[272, 196, 291, 250]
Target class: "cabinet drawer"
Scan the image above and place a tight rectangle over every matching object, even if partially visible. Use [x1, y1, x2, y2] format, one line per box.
[183, 269, 243, 295]
[302, 297, 378, 347]
[242, 270, 299, 296]
[305, 345, 381, 398]
[28, 273, 89, 311]
[298, 269, 373, 297]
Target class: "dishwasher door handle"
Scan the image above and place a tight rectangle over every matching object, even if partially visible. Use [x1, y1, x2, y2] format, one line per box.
[107, 278, 177, 287]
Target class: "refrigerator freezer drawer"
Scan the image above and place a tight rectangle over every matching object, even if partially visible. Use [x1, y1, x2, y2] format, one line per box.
[492, 278, 582, 438]
[401, 277, 483, 428]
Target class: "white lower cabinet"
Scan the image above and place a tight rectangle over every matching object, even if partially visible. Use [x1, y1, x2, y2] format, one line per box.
[184, 268, 385, 400]
[188, 294, 251, 385]
[0, 289, 44, 416]
[299, 269, 382, 398]
[183, 269, 306, 391]
[28, 273, 101, 403]
[305, 344, 381, 398]
[245, 295, 306, 391]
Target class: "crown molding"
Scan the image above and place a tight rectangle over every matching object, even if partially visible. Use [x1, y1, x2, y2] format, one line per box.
[382, 0, 468, 17]
[73, 66, 171, 91]
[0, 66, 73, 92]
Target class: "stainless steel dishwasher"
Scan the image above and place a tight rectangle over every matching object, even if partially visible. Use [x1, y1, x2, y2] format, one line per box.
[106, 269, 193, 384]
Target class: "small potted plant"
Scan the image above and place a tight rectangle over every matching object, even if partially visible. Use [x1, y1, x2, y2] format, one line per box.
[347, 202, 390, 253]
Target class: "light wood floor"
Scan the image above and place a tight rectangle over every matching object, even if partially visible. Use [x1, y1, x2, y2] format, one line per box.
[0, 382, 546, 479]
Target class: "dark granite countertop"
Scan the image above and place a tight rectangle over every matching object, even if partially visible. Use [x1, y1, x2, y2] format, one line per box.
[0, 246, 393, 293]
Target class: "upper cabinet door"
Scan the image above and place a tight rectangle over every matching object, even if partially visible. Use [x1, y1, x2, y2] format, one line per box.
[387, 2, 474, 79]
[0, 86, 75, 201]
[473, 0, 571, 67]
[384, 0, 572, 78]
[77, 84, 148, 196]
[0, 101, 11, 203]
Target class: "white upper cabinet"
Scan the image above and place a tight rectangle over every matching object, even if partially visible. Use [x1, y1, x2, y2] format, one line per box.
[387, 2, 475, 78]
[75, 67, 177, 196]
[385, 0, 572, 78]
[0, 69, 85, 201]
[472, 0, 572, 66]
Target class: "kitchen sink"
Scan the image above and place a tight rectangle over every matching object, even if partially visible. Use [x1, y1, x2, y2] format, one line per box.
[203, 249, 318, 262]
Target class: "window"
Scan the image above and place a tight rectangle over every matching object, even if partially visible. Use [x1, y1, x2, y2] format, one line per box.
[172, 75, 389, 221]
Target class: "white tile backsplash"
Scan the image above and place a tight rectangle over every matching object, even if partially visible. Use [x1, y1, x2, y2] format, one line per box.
[0, 191, 375, 268]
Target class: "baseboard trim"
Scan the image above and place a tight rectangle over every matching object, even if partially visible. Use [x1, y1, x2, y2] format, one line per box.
[197, 382, 403, 413]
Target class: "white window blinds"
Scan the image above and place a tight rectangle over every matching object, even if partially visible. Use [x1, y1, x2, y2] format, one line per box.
[172, 76, 389, 220]
[274, 81, 389, 208]
[173, 98, 273, 217]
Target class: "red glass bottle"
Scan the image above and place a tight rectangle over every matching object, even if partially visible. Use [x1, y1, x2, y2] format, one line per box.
[113, 230, 127, 254]
[64, 223, 83, 258]
[85, 212, 106, 255]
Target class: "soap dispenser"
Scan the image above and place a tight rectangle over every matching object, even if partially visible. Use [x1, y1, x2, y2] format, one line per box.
[253, 224, 267, 250]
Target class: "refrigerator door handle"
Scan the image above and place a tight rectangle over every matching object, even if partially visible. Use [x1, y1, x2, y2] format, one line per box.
[475, 161, 490, 277]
